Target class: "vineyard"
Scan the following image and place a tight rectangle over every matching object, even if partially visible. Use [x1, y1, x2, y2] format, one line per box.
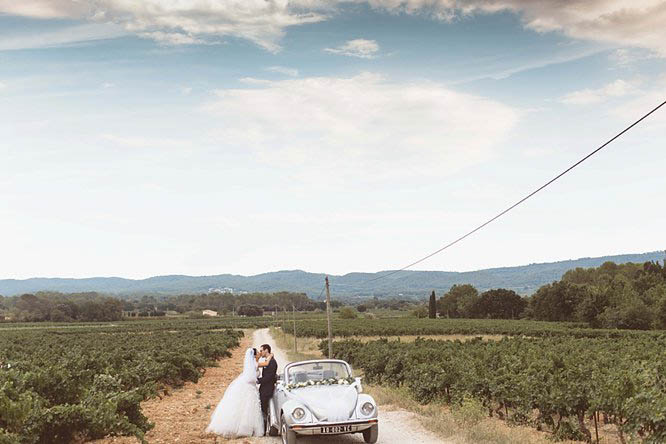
[322, 335, 666, 443]
[0, 318, 270, 443]
[280, 317, 665, 339]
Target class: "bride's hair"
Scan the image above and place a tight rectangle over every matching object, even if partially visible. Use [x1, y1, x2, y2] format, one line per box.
[252, 348, 257, 356]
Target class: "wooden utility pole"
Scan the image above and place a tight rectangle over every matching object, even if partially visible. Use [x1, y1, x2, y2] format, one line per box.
[292, 305, 297, 354]
[325, 276, 333, 359]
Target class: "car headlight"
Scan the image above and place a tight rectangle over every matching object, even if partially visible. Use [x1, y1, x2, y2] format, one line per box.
[292, 407, 306, 421]
[361, 402, 375, 416]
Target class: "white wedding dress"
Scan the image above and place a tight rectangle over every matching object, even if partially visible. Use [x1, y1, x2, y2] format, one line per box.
[206, 348, 265, 437]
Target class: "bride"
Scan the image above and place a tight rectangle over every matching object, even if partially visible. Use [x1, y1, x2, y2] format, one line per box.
[206, 347, 273, 437]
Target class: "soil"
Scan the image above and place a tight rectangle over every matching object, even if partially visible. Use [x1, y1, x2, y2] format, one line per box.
[93, 331, 255, 444]
[93, 329, 448, 444]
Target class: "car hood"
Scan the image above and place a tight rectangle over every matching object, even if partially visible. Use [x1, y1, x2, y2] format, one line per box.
[290, 385, 358, 422]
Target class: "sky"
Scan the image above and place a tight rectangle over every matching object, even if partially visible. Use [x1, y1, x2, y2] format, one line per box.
[1, 1, 665, 280]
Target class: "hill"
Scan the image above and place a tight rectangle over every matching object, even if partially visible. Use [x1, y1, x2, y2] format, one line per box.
[0, 251, 663, 299]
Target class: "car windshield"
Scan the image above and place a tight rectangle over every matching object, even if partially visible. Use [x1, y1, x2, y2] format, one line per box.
[286, 361, 350, 384]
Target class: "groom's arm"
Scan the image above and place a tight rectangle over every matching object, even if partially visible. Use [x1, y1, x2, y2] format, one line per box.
[258, 359, 277, 384]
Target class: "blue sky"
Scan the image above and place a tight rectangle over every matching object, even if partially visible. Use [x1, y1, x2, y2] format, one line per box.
[1, 1, 665, 279]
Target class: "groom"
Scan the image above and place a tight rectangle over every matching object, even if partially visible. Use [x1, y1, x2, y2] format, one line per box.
[256, 343, 277, 435]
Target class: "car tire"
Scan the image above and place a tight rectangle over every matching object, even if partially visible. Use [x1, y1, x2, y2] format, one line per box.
[268, 409, 279, 436]
[281, 414, 297, 444]
[363, 424, 378, 443]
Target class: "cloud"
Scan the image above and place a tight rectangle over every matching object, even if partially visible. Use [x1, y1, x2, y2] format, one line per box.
[608, 74, 666, 130]
[0, 81, 5, 91]
[325, 39, 379, 58]
[0, 0, 325, 52]
[0, 23, 127, 51]
[608, 48, 659, 67]
[0, 1, 88, 19]
[4, 1, 664, 55]
[101, 82, 115, 89]
[204, 72, 519, 179]
[138, 31, 205, 46]
[361, 0, 666, 56]
[560, 79, 639, 105]
[265, 66, 299, 77]
[100, 133, 192, 150]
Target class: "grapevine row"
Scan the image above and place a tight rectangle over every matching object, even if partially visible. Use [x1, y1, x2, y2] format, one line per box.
[324, 336, 666, 442]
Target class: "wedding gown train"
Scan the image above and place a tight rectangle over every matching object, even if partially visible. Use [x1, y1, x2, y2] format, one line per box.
[205, 348, 265, 437]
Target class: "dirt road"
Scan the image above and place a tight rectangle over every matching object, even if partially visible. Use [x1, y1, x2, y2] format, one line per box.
[95, 331, 255, 444]
[95, 329, 446, 444]
[250, 328, 447, 444]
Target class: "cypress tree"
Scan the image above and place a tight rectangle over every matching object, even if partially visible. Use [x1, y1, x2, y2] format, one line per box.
[428, 290, 437, 319]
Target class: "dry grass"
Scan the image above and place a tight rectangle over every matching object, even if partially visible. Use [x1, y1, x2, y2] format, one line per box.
[364, 385, 584, 444]
[269, 327, 321, 362]
[272, 329, 506, 360]
[349, 334, 506, 342]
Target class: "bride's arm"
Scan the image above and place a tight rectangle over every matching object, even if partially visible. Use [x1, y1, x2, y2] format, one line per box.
[257, 353, 274, 367]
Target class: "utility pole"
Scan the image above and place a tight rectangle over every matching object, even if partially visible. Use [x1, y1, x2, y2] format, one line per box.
[325, 276, 333, 359]
[293, 305, 298, 354]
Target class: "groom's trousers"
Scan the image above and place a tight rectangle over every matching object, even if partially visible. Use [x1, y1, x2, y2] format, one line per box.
[259, 391, 271, 432]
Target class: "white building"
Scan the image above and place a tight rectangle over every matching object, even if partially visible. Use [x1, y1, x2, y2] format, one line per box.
[202, 310, 218, 317]
[208, 287, 234, 294]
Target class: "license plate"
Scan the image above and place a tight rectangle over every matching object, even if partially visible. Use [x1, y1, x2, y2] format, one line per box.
[320, 425, 353, 434]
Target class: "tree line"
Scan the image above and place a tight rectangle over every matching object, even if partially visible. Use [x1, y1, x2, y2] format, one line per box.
[0, 291, 330, 322]
[0, 292, 123, 322]
[434, 260, 666, 330]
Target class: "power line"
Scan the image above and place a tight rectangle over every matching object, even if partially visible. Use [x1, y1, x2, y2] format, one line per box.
[367, 99, 666, 283]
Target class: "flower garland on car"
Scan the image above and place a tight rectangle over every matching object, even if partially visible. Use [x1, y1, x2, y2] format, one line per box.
[284, 376, 356, 391]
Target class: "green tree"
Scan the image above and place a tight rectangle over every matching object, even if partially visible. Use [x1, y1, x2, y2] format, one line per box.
[428, 291, 437, 319]
[530, 281, 587, 322]
[412, 305, 428, 318]
[599, 299, 654, 330]
[475, 289, 526, 319]
[439, 284, 478, 318]
[574, 287, 608, 327]
[237, 304, 263, 316]
[339, 307, 358, 319]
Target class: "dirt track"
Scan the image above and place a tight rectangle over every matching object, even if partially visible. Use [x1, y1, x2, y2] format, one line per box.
[250, 328, 447, 444]
[94, 328, 446, 444]
[94, 331, 255, 444]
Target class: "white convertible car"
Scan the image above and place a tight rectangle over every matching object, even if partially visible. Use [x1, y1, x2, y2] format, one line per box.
[267, 359, 379, 444]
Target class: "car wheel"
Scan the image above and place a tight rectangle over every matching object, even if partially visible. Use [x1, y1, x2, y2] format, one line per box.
[281, 414, 297, 444]
[268, 408, 279, 436]
[363, 424, 378, 443]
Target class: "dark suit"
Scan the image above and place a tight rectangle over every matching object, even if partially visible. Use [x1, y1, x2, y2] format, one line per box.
[257, 356, 277, 433]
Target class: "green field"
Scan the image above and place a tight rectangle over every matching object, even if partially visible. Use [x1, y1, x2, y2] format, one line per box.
[278, 315, 666, 442]
[324, 335, 666, 442]
[3, 315, 664, 443]
[281, 316, 666, 339]
[0, 318, 273, 443]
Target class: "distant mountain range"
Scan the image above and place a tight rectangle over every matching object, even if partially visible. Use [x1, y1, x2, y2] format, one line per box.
[1, 251, 663, 299]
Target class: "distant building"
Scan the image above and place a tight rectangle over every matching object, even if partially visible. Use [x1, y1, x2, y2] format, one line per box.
[165, 310, 179, 317]
[202, 310, 218, 317]
[208, 287, 234, 294]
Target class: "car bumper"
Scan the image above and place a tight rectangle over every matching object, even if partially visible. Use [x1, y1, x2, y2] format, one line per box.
[290, 418, 378, 436]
